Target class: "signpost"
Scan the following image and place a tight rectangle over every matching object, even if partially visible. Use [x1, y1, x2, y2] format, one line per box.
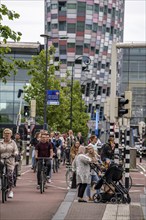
[47, 90, 60, 105]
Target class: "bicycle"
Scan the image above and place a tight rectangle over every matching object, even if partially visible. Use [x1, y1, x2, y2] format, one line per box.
[37, 157, 51, 194]
[65, 163, 73, 189]
[0, 155, 14, 203]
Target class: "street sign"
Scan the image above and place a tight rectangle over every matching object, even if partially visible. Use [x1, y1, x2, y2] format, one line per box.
[47, 90, 60, 105]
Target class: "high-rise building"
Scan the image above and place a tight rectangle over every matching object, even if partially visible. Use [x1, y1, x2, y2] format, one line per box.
[45, 0, 125, 127]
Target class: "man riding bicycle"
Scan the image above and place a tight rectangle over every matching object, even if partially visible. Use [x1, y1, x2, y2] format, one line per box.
[35, 133, 53, 189]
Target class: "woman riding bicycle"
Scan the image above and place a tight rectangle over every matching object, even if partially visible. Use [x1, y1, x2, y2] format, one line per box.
[0, 128, 18, 199]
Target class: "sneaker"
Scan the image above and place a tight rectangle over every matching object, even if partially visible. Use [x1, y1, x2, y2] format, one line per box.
[37, 185, 40, 189]
[8, 191, 14, 198]
[48, 179, 51, 183]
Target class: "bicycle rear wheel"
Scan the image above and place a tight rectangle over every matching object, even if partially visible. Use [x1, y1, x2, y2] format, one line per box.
[66, 169, 73, 189]
[40, 171, 44, 194]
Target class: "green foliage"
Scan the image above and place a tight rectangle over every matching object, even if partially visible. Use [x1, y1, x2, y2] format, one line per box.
[24, 47, 89, 137]
[0, 4, 22, 82]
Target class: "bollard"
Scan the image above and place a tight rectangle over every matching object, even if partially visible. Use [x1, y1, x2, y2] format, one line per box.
[130, 147, 137, 169]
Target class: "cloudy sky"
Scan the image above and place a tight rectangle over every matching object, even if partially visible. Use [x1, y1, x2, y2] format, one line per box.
[1, 0, 146, 43]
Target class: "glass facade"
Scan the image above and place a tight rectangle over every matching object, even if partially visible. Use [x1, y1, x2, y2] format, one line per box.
[0, 43, 43, 126]
[120, 48, 146, 125]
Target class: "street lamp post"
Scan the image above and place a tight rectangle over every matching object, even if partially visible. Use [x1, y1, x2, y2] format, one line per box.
[70, 55, 91, 130]
[40, 34, 68, 130]
[40, 34, 51, 130]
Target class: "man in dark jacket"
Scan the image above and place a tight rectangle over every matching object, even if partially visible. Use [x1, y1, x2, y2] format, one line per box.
[100, 137, 115, 163]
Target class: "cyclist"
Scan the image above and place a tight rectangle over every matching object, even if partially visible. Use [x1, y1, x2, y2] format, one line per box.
[0, 128, 18, 198]
[35, 133, 53, 189]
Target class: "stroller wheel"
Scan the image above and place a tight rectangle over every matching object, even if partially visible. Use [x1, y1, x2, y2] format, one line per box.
[127, 196, 131, 204]
[110, 196, 117, 204]
[93, 193, 102, 203]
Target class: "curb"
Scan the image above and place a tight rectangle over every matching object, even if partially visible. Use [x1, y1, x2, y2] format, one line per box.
[52, 189, 76, 220]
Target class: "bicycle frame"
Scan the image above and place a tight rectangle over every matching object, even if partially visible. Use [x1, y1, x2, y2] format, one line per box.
[37, 157, 51, 194]
[0, 157, 11, 203]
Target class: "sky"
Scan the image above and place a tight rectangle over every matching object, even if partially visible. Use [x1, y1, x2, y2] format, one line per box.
[1, 0, 146, 44]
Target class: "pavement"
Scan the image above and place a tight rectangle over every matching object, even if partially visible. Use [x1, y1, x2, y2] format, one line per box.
[52, 158, 146, 220]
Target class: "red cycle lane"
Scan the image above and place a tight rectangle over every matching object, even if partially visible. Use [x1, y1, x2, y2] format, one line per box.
[0, 164, 68, 220]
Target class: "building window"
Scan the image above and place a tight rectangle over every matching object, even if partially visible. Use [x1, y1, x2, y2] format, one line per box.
[87, 5, 93, 10]
[52, 23, 58, 29]
[93, 23, 98, 32]
[77, 2, 86, 12]
[77, 21, 85, 32]
[47, 22, 51, 32]
[76, 45, 83, 55]
[107, 87, 110, 96]
[98, 86, 102, 95]
[51, 4, 58, 9]
[60, 45, 66, 54]
[60, 59, 66, 64]
[58, 1, 66, 11]
[47, 6, 50, 12]
[86, 83, 90, 96]
[104, 5, 107, 15]
[54, 57, 59, 61]
[86, 24, 92, 30]
[67, 3, 76, 9]
[53, 43, 58, 48]
[67, 23, 76, 33]
[91, 47, 95, 52]
[59, 21, 66, 31]
[94, 4, 99, 13]
[67, 43, 75, 48]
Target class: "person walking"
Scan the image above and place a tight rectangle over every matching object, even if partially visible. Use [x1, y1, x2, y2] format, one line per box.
[30, 132, 41, 170]
[70, 141, 80, 188]
[85, 144, 100, 201]
[72, 145, 93, 202]
[14, 133, 24, 176]
[0, 128, 18, 198]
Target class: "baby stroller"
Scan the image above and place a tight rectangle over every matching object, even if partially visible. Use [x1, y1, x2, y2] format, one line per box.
[90, 163, 131, 204]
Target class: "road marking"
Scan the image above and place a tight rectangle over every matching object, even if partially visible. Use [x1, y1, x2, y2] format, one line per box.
[49, 184, 67, 190]
[21, 169, 31, 175]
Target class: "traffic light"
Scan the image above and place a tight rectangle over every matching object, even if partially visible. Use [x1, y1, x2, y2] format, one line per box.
[118, 95, 129, 117]
[17, 89, 23, 98]
[24, 106, 30, 117]
[124, 91, 132, 118]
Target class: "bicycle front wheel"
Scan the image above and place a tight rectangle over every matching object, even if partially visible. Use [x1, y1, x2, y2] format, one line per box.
[1, 175, 6, 203]
[40, 171, 44, 194]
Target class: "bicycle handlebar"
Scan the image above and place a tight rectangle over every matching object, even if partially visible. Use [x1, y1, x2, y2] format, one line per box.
[37, 157, 52, 160]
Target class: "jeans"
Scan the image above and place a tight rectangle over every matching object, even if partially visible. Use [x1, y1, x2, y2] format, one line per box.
[86, 174, 100, 198]
[37, 159, 51, 185]
[78, 183, 87, 198]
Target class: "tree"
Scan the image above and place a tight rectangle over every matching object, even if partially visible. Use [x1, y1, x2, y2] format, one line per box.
[0, 4, 22, 82]
[24, 46, 89, 137]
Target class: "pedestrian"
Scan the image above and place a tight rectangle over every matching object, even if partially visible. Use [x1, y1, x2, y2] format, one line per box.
[0, 128, 18, 198]
[14, 133, 24, 176]
[89, 135, 102, 154]
[100, 136, 115, 166]
[65, 130, 75, 164]
[76, 132, 84, 145]
[70, 141, 80, 188]
[30, 132, 41, 170]
[72, 145, 93, 202]
[85, 144, 100, 201]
